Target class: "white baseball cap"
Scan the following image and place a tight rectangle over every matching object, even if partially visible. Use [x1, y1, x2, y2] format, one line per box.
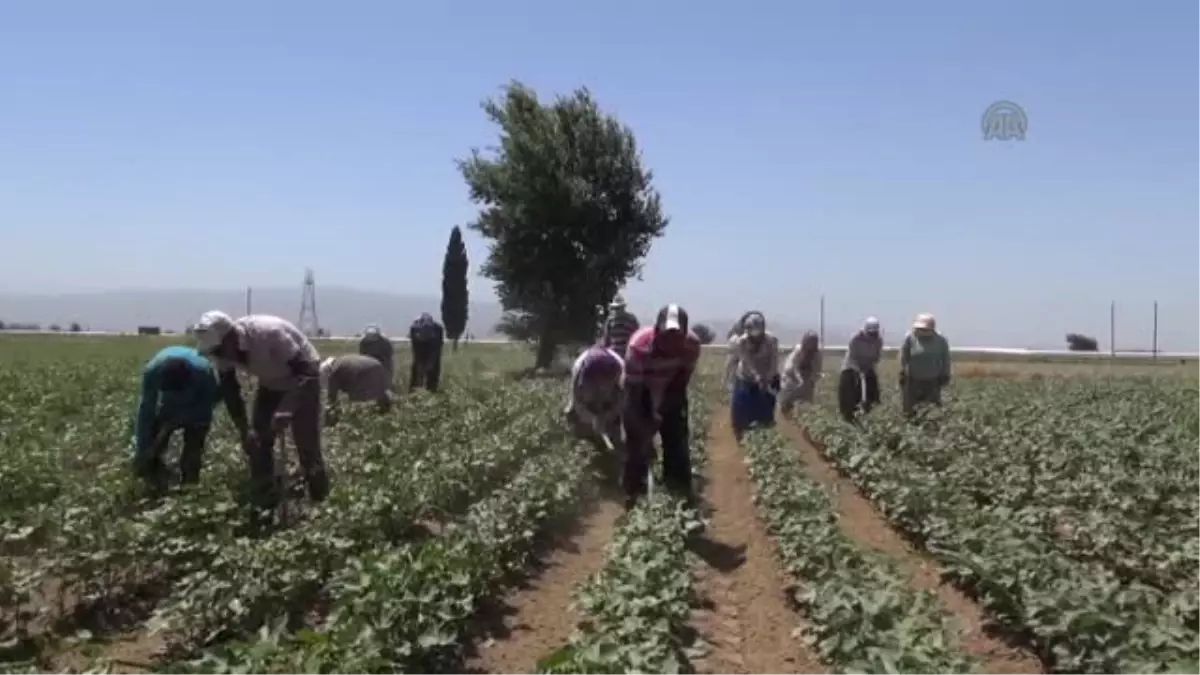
[194, 310, 235, 352]
[913, 313, 936, 330]
[864, 317, 880, 333]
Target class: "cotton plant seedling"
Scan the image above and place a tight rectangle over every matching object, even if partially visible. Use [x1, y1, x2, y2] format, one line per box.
[799, 376, 1199, 674]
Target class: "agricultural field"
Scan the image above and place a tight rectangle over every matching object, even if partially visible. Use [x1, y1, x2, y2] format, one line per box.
[0, 333, 1196, 674]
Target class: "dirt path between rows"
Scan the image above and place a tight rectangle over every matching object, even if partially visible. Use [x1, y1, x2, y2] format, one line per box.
[776, 417, 1043, 674]
[688, 408, 825, 674]
[464, 488, 623, 674]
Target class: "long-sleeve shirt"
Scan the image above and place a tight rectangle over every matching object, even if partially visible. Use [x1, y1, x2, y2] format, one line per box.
[725, 333, 780, 385]
[783, 344, 822, 382]
[900, 331, 952, 381]
[358, 334, 395, 374]
[568, 346, 625, 426]
[410, 318, 445, 357]
[134, 346, 218, 453]
[840, 332, 883, 373]
[325, 354, 393, 404]
[603, 310, 639, 355]
[212, 315, 321, 420]
[624, 326, 701, 413]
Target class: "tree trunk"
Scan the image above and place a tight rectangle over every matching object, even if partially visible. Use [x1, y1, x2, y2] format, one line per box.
[534, 335, 558, 370]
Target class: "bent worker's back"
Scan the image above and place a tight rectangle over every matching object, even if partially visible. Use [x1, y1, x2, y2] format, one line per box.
[325, 354, 393, 402]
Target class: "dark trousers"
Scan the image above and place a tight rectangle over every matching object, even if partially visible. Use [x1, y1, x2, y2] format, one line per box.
[623, 385, 691, 502]
[409, 346, 442, 392]
[838, 369, 880, 422]
[248, 378, 330, 502]
[136, 417, 210, 486]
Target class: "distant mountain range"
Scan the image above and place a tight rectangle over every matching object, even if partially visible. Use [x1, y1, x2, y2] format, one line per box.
[0, 288, 856, 344]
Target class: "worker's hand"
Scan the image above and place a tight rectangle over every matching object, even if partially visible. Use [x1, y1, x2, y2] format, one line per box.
[271, 411, 292, 433]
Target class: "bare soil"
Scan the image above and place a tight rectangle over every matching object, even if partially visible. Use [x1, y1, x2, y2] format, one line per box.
[777, 417, 1043, 674]
[463, 477, 624, 674]
[687, 408, 825, 674]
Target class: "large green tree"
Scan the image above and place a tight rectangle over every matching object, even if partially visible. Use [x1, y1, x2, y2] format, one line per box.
[459, 81, 668, 367]
[440, 225, 470, 349]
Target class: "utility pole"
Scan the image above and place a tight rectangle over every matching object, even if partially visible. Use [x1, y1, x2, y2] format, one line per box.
[1109, 301, 1116, 357]
[1152, 301, 1159, 360]
[819, 295, 826, 347]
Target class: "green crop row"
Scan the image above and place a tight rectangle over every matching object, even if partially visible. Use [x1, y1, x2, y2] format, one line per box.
[150, 386, 563, 649]
[740, 427, 972, 674]
[168, 434, 592, 673]
[799, 377, 1198, 673]
[537, 397, 711, 674]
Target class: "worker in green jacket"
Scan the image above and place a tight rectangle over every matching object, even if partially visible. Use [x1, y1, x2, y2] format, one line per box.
[898, 313, 952, 417]
[131, 346, 220, 489]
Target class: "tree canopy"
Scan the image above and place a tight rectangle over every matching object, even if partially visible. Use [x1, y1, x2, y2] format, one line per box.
[440, 225, 470, 348]
[459, 81, 668, 367]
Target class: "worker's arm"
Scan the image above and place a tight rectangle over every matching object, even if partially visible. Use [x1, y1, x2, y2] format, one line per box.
[133, 368, 161, 455]
[197, 369, 220, 416]
[218, 368, 249, 438]
[763, 336, 781, 380]
[898, 335, 912, 377]
[724, 338, 740, 387]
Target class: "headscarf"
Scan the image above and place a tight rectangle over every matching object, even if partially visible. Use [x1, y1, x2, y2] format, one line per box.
[797, 330, 819, 371]
[743, 311, 766, 340]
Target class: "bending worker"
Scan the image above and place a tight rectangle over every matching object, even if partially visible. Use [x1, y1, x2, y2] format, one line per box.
[602, 295, 639, 358]
[899, 313, 952, 417]
[358, 324, 395, 377]
[778, 330, 822, 414]
[838, 317, 884, 422]
[725, 311, 781, 440]
[622, 304, 701, 508]
[409, 313, 444, 393]
[193, 311, 330, 504]
[320, 354, 395, 425]
[565, 345, 625, 446]
[131, 345, 220, 490]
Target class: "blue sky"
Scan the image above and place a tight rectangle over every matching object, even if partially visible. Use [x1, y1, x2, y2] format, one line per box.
[1, 0, 1196, 349]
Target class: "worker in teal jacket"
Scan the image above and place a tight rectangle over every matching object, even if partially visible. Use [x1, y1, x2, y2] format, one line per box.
[131, 346, 220, 488]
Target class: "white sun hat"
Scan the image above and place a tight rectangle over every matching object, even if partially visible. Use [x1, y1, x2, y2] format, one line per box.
[912, 313, 936, 331]
[863, 316, 880, 333]
[193, 310, 235, 353]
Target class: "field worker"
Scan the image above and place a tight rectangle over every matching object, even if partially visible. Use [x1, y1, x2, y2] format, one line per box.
[623, 304, 701, 508]
[779, 331, 823, 414]
[726, 311, 752, 341]
[131, 345, 220, 489]
[193, 311, 330, 504]
[838, 317, 884, 422]
[320, 354, 395, 425]
[408, 312, 445, 393]
[725, 311, 781, 439]
[358, 324, 395, 377]
[899, 313, 952, 417]
[564, 345, 625, 444]
[603, 295, 639, 358]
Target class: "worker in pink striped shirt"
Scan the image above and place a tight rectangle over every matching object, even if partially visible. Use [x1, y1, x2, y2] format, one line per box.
[622, 303, 701, 508]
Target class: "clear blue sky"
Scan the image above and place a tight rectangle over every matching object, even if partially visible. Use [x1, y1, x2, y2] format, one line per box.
[1, 0, 1196, 349]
